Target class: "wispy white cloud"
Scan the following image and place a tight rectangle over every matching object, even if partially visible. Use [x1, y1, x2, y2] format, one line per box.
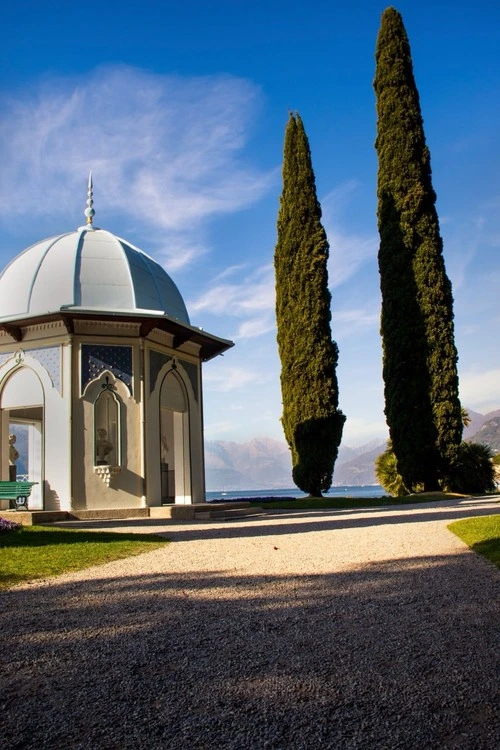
[234, 316, 276, 339]
[440, 196, 500, 294]
[341, 417, 388, 448]
[190, 263, 276, 339]
[328, 230, 378, 288]
[0, 65, 274, 270]
[333, 305, 380, 338]
[322, 180, 359, 213]
[191, 264, 274, 314]
[203, 420, 237, 438]
[212, 263, 251, 283]
[459, 368, 500, 413]
[203, 365, 267, 392]
[442, 216, 482, 292]
[153, 234, 208, 272]
[188, 178, 379, 338]
[321, 184, 378, 288]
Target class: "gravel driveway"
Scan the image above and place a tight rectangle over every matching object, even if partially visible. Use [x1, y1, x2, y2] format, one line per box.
[1, 497, 499, 749]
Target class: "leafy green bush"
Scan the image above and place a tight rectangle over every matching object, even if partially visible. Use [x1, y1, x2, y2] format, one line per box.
[444, 442, 496, 494]
[377, 440, 497, 496]
[375, 443, 411, 497]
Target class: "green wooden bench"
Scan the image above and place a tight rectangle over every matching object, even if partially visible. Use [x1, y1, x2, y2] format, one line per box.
[0, 481, 38, 510]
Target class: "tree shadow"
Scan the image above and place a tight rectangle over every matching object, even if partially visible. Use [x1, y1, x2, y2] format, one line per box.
[1, 544, 498, 748]
[51, 498, 500, 545]
[0, 528, 167, 549]
[471, 537, 500, 567]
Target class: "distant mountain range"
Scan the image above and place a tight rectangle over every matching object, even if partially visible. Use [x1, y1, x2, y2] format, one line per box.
[205, 437, 293, 491]
[8, 406, 500, 490]
[205, 408, 500, 491]
[466, 409, 500, 451]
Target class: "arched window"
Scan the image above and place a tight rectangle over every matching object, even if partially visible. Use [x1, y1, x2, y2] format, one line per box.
[160, 369, 190, 503]
[94, 384, 121, 466]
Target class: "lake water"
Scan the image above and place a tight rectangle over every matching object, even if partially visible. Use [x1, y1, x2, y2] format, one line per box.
[207, 485, 385, 502]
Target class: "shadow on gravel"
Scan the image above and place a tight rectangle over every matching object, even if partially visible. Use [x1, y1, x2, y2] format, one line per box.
[51, 500, 500, 545]
[1, 548, 498, 749]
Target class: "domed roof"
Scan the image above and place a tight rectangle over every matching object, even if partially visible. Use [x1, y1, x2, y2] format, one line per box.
[0, 225, 190, 324]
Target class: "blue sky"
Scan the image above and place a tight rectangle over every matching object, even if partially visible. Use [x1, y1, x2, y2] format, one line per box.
[0, 0, 499, 448]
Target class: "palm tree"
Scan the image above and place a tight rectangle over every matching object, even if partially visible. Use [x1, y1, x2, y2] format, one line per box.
[446, 442, 496, 494]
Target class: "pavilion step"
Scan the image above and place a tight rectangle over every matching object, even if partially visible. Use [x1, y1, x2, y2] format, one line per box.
[68, 508, 150, 521]
[0, 510, 69, 525]
[195, 505, 264, 520]
[0, 502, 264, 525]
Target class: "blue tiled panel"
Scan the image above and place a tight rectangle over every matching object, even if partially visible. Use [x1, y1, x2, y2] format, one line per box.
[0, 347, 61, 392]
[30, 347, 61, 392]
[149, 350, 199, 403]
[81, 345, 133, 393]
[149, 350, 173, 393]
[183, 361, 199, 403]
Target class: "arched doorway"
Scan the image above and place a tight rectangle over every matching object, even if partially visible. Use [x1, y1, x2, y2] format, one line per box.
[159, 370, 191, 504]
[1, 367, 44, 509]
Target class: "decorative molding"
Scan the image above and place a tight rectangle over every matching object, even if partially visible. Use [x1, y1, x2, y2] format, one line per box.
[61, 315, 74, 334]
[139, 320, 157, 338]
[75, 320, 140, 335]
[0, 324, 22, 342]
[23, 321, 67, 335]
[179, 340, 202, 356]
[173, 330, 194, 349]
[148, 329, 174, 347]
[94, 465, 122, 486]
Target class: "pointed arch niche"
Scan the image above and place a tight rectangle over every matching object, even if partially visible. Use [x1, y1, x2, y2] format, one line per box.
[0, 366, 44, 509]
[82, 371, 127, 486]
[159, 368, 191, 504]
[94, 386, 121, 467]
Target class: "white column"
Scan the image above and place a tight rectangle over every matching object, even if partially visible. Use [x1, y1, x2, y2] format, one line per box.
[28, 422, 43, 509]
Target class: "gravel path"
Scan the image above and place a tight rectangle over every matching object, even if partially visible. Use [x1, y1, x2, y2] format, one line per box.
[1, 497, 499, 749]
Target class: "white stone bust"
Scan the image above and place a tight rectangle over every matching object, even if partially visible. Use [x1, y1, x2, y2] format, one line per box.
[9, 434, 19, 466]
[95, 428, 113, 464]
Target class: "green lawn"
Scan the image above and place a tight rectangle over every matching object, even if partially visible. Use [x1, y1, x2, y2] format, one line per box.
[0, 525, 168, 588]
[448, 514, 500, 568]
[248, 492, 467, 511]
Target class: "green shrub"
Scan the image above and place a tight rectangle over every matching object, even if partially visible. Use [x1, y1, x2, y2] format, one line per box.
[444, 442, 496, 494]
[375, 443, 410, 497]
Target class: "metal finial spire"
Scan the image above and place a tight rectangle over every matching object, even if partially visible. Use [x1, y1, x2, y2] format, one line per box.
[84, 171, 95, 226]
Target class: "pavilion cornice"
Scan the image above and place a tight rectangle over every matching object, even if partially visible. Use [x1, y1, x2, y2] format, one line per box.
[0, 310, 234, 362]
[0, 323, 23, 342]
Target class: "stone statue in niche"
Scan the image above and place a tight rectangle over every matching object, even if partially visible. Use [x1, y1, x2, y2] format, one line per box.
[161, 435, 169, 464]
[9, 433, 19, 481]
[95, 428, 113, 465]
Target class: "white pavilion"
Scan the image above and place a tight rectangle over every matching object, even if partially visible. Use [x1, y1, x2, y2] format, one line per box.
[0, 177, 233, 512]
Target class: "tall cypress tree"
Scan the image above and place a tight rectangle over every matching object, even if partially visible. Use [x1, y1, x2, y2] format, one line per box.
[374, 7, 462, 491]
[275, 113, 345, 496]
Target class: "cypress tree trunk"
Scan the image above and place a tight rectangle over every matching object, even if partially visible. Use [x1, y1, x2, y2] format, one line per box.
[374, 8, 462, 491]
[275, 113, 345, 497]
